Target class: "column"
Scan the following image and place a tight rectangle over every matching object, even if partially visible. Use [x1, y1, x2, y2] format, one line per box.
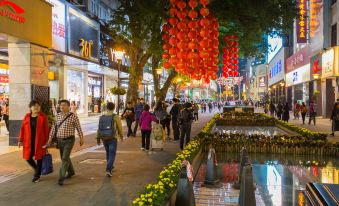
[8, 43, 49, 145]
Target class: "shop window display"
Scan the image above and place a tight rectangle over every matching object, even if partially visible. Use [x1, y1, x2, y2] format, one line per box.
[67, 70, 85, 114]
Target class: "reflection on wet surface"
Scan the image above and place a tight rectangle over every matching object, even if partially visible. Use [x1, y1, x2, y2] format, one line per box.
[194, 153, 339, 206]
[213, 126, 288, 136]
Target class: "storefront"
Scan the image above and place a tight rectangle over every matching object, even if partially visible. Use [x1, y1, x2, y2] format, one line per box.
[310, 52, 323, 116]
[88, 73, 104, 113]
[285, 45, 311, 107]
[0, 0, 52, 145]
[320, 47, 339, 118]
[268, 48, 288, 104]
[48, 0, 119, 116]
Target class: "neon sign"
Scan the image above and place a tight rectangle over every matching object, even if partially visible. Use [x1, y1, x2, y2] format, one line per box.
[0, 0, 25, 23]
[297, 0, 307, 43]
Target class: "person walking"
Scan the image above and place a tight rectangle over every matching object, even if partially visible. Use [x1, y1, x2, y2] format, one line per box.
[276, 102, 283, 120]
[208, 102, 213, 113]
[193, 103, 199, 121]
[133, 98, 144, 137]
[282, 103, 290, 122]
[330, 99, 339, 136]
[18, 100, 49, 183]
[97, 102, 123, 177]
[308, 100, 317, 125]
[300, 102, 308, 124]
[269, 102, 276, 117]
[122, 102, 135, 138]
[139, 104, 157, 151]
[162, 102, 171, 139]
[179, 102, 194, 150]
[47, 100, 84, 186]
[2, 103, 9, 134]
[170, 98, 181, 142]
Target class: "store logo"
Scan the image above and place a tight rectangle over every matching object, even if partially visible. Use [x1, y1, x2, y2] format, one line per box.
[79, 38, 93, 59]
[0, 0, 26, 23]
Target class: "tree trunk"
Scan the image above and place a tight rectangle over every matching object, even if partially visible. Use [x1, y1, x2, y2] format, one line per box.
[151, 57, 176, 103]
[126, 65, 143, 106]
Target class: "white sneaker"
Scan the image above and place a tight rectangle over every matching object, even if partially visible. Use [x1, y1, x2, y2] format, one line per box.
[141, 148, 145, 151]
[106, 171, 112, 177]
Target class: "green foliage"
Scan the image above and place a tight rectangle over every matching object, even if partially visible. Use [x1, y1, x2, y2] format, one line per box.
[132, 114, 219, 206]
[110, 87, 126, 95]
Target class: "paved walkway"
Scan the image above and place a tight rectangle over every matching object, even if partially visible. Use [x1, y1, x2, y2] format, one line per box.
[0, 112, 214, 206]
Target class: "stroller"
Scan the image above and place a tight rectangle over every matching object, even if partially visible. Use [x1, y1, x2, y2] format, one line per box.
[151, 122, 165, 151]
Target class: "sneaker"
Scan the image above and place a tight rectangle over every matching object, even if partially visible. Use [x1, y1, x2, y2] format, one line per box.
[106, 171, 112, 177]
[32, 176, 40, 183]
[66, 172, 75, 179]
[141, 148, 145, 151]
[58, 178, 64, 186]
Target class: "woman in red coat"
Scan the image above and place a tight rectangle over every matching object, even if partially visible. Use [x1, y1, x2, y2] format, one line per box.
[18, 100, 49, 183]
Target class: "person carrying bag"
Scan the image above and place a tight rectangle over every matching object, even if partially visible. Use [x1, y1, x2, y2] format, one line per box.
[97, 102, 123, 177]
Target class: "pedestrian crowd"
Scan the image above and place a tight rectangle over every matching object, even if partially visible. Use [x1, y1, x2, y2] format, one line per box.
[17, 97, 218, 185]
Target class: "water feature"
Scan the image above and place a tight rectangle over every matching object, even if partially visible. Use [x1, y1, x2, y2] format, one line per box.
[194, 153, 339, 206]
[213, 126, 288, 136]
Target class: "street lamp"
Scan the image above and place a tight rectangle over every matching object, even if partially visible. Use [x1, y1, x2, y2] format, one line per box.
[113, 49, 125, 115]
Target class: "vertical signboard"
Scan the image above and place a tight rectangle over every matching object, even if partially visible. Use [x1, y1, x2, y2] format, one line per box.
[47, 0, 66, 52]
[310, 0, 323, 53]
[297, 0, 307, 43]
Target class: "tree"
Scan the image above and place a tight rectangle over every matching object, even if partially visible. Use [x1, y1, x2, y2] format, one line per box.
[151, 57, 177, 103]
[109, 0, 168, 105]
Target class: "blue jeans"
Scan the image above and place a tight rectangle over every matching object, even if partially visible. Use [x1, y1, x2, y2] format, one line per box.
[103, 139, 117, 172]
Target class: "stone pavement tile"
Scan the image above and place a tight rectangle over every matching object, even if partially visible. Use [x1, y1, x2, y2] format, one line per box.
[0, 112, 215, 206]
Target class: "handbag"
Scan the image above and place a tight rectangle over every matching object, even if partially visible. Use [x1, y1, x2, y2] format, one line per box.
[52, 113, 74, 145]
[41, 150, 53, 175]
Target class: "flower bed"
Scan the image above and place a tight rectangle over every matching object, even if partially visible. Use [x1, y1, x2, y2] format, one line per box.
[132, 114, 218, 206]
[215, 112, 275, 126]
[201, 133, 339, 156]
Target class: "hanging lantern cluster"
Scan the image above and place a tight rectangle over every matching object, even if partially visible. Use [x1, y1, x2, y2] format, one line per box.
[222, 35, 239, 78]
[162, 0, 218, 82]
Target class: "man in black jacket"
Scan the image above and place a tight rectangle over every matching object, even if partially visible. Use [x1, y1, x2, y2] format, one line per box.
[179, 102, 194, 150]
[170, 98, 180, 142]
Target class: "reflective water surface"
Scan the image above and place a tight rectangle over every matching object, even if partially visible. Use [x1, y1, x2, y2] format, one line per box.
[213, 126, 288, 136]
[194, 153, 339, 206]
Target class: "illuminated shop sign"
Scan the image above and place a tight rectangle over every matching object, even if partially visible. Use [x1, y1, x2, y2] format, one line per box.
[297, 0, 307, 43]
[47, 0, 66, 52]
[80, 38, 93, 59]
[88, 77, 101, 86]
[0, 0, 25, 23]
[259, 77, 266, 87]
[286, 64, 310, 86]
[322, 48, 334, 78]
[270, 60, 282, 79]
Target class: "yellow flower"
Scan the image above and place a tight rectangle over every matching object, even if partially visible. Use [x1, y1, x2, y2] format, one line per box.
[139, 202, 144, 206]
[169, 183, 174, 188]
[158, 181, 164, 186]
[148, 199, 152, 203]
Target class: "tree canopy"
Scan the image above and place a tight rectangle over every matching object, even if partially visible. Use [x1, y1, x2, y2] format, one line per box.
[109, 0, 298, 102]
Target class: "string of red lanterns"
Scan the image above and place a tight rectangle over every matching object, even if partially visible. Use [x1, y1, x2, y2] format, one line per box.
[162, 0, 219, 83]
[222, 35, 239, 79]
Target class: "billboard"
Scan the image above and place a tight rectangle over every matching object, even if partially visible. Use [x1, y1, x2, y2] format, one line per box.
[310, 0, 324, 53]
[68, 7, 99, 61]
[47, 0, 66, 52]
[267, 34, 283, 63]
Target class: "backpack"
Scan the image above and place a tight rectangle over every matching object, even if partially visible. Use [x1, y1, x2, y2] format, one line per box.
[179, 109, 193, 125]
[155, 109, 167, 121]
[152, 123, 164, 141]
[98, 114, 115, 141]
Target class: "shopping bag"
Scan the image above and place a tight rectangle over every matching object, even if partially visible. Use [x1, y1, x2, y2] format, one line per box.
[41, 151, 53, 175]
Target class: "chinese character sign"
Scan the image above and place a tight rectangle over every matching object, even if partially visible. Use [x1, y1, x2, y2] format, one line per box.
[49, 0, 66, 52]
[297, 0, 308, 43]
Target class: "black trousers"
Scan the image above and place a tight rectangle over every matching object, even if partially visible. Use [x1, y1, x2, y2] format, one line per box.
[27, 152, 42, 178]
[194, 113, 198, 121]
[308, 112, 316, 125]
[141, 130, 151, 150]
[172, 119, 180, 140]
[126, 118, 133, 137]
[133, 118, 140, 136]
[301, 113, 306, 123]
[3, 114, 9, 131]
[161, 119, 170, 136]
[180, 123, 192, 150]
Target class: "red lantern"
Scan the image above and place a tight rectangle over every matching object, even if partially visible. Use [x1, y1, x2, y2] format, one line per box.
[200, 0, 209, 6]
[176, 1, 186, 10]
[163, 62, 171, 69]
[188, 10, 198, 19]
[200, 8, 209, 17]
[168, 18, 179, 26]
